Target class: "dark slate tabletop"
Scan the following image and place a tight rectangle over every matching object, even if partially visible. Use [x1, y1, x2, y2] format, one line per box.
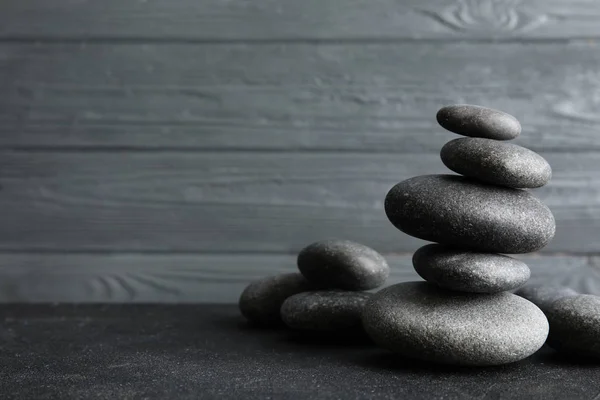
[2, 304, 599, 399]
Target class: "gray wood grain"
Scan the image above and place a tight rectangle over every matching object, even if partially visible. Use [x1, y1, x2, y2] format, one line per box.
[0, 151, 598, 253]
[1, 253, 596, 303]
[0, 0, 599, 40]
[1, 42, 598, 152]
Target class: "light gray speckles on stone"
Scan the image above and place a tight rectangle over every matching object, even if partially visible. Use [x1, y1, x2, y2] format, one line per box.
[440, 138, 552, 189]
[436, 104, 521, 140]
[362, 282, 549, 366]
[239, 273, 314, 326]
[384, 175, 556, 254]
[546, 294, 600, 358]
[297, 239, 389, 291]
[412, 244, 530, 293]
[281, 291, 372, 332]
[515, 285, 579, 314]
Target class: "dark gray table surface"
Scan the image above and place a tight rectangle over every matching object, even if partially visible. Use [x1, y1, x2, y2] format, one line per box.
[1, 304, 600, 399]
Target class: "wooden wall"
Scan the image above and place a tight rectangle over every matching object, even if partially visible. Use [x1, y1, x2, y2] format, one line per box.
[1, 0, 600, 302]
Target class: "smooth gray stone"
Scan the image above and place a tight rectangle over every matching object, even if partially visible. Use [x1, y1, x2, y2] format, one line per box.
[515, 285, 579, 313]
[297, 239, 389, 290]
[441, 138, 552, 189]
[362, 282, 549, 366]
[281, 291, 372, 332]
[546, 295, 600, 358]
[436, 104, 521, 140]
[412, 244, 530, 293]
[384, 175, 556, 253]
[239, 273, 314, 326]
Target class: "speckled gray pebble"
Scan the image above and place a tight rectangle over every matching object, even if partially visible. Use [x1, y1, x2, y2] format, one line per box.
[413, 244, 530, 293]
[440, 138, 552, 188]
[281, 291, 372, 332]
[384, 175, 556, 253]
[515, 285, 579, 313]
[546, 295, 600, 358]
[297, 239, 389, 290]
[239, 273, 314, 326]
[436, 104, 521, 140]
[362, 282, 549, 366]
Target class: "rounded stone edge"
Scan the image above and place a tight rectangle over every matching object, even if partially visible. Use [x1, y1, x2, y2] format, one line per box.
[436, 104, 521, 140]
[439, 138, 552, 189]
[297, 239, 390, 291]
[362, 282, 549, 366]
[238, 272, 313, 326]
[546, 295, 600, 358]
[383, 174, 557, 254]
[281, 291, 372, 332]
[412, 244, 531, 294]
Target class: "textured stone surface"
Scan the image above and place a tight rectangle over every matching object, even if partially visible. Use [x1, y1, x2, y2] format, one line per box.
[546, 295, 600, 358]
[412, 244, 530, 293]
[281, 291, 372, 332]
[436, 104, 521, 140]
[384, 174, 556, 253]
[441, 138, 552, 188]
[515, 285, 579, 313]
[239, 273, 313, 326]
[297, 239, 389, 290]
[362, 282, 549, 366]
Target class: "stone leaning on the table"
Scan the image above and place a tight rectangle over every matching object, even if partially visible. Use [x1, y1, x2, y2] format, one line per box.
[436, 104, 521, 140]
[297, 239, 389, 291]
[281, 291, 372, 332]
[412, 244, 530, 293]
[362, 282, 549, 366]
[239, 273, 314, 326]
[440, 138, 552, 188]
[384, 174, 556, 254]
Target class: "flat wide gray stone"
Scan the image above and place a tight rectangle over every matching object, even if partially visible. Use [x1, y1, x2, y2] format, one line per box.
[515, 285, 579, 313]
[436, 104, 521, 140]
[239, 273, 314, 326]
[441, 138, 552, 188]
[297, 239, 389, 290]
[546, 295, 600, 359]
[384, 175, 556, 253]
[413, 244, 530, 293]
[362, 282, 549, 366]
[281, 291, 372, 332]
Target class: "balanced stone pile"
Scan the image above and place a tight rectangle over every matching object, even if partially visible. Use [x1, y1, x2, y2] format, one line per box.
[362, 104, 556, 366]
[239, 239, 390, 333]
[239, 103, 600, 365]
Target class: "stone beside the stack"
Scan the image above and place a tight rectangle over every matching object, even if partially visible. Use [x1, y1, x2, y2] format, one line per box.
[281, 291, 372, 332]
[297, 239, 390, 291]
[239, 273, 315, 326]
[363, 104, 554, 366]
[239, 239, 388, 333]
[546, 295, 600, 359]
[515, 284, 579, 313]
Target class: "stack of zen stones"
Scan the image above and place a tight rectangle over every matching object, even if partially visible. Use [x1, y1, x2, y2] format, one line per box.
[239, 239, 390, 333]
[362, 104, 558, 366]
[239, 104, 600, 365]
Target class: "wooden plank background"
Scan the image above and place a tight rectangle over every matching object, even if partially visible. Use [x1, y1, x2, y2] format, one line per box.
[0, 0, 599, 302]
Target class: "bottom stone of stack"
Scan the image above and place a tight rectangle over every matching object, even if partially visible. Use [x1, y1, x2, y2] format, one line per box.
[362, 282, 549, 366]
